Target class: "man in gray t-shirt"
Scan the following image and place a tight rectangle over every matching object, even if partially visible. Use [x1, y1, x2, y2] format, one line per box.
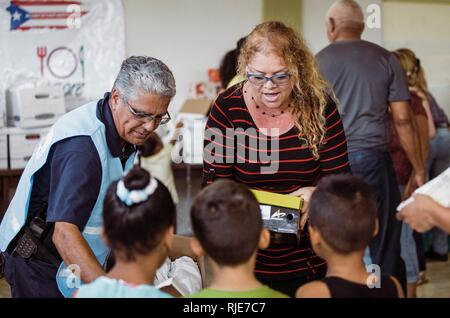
[316, 0, 425, 292]
[317, 40, 410, 153]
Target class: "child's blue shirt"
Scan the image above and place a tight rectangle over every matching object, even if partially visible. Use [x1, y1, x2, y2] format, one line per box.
[74, 276, 173, 298]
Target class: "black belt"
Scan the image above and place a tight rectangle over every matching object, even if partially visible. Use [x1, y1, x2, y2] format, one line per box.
[437, 123, 449, 128]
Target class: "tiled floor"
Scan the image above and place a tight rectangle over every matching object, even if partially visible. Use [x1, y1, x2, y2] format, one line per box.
[417, 258, 450, 298]
[0, 277, 11, 298]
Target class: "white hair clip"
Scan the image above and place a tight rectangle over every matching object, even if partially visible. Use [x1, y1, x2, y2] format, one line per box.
[116, 177, 158, 206]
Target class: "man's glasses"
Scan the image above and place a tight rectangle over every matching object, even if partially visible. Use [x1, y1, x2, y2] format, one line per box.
[247, 72, 291, 86]
[126, 101, 171, 125]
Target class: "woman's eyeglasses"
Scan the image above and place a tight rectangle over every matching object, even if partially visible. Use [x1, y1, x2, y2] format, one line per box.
[247, 72, 291, 86]
[127, 101, 171, 125]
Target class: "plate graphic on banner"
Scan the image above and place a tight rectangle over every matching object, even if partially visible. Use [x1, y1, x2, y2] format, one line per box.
[47, 47, 78, 79]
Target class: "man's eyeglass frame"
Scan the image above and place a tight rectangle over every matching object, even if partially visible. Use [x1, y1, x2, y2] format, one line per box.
[126, 101, 171, 125]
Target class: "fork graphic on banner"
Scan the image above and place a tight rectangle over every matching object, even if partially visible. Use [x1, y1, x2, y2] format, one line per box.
[37, 46, 47, 77]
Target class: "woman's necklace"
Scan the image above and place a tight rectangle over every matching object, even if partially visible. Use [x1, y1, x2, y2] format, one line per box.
[244, 88, 291, 118]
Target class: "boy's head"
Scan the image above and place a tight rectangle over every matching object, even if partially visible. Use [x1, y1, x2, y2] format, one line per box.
[190, 179, 269, 266]
[308, 174, 377, 257]
[103, 166, 176, 262]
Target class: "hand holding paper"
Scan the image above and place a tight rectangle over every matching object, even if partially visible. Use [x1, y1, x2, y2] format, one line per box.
[397, 167, 450, 233]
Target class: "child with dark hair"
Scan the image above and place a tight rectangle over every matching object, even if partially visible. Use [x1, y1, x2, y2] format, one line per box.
[296, 174, 404, 298]
[74, 166, 176, 297]
[188, 179, 288, 298]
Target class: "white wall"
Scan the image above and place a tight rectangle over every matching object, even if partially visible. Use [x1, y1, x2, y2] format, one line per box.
[122, 0, 262, 114]
[383, 2, 450, 115]
[302, 0, 383, 54]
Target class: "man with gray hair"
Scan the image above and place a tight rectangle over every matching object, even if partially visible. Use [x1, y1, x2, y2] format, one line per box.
[316, 0, 425, 290]
[0, 56, 176, 297]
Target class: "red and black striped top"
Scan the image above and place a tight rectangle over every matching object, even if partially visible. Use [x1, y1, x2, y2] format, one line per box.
[202, 83, 350, 280]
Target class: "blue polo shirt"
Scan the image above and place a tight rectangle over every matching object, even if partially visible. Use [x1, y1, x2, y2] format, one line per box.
[26, 92, 135, 236]
[3, 93, 135, 297]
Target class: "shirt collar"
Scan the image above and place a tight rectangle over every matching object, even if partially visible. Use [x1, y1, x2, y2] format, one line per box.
[96, 92, 136, 159]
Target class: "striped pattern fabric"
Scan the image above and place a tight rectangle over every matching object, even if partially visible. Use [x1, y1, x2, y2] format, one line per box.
[203, 83, 350, 279]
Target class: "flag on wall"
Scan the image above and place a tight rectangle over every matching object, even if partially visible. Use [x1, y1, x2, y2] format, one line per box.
[7, 0, 89, 31]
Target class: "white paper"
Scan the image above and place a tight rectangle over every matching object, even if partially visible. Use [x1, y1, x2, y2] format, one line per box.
[260, 204, 272, 220]
[397, 167, 450, 211]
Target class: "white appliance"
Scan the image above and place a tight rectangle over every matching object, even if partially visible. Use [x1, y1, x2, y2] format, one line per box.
[177, 99, 211, 165]
[8, 127, 50, 169]
[6, 85, 65, 128]
[0, 128, 7, 169]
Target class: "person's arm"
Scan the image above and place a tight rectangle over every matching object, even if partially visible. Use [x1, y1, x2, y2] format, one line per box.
[415, 114, 429, 165]
[202, 95, 235, 186]
[421, 97, 436, 139]
[318, 100, 351, 176]
[403, 113, 429, 198]
[398, 194, 450, 233]
[390, 276, 405, 298]
[390, 101, 425, 187]
[428, 201, 450, 233]
[46, 137, 105, 284]
[53, 222, 105, 283]
[411, 88, 436, 139]
[290, 101, 350, 229]
[289, 187, 313, 231]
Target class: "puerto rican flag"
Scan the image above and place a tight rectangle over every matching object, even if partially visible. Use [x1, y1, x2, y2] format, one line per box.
[6, 0, 89, 31]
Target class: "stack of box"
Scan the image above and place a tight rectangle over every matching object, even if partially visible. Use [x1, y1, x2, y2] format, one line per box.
[0, 85, 64, 170]
[6, 85, 65, 128]
[8, 127, 50, 169]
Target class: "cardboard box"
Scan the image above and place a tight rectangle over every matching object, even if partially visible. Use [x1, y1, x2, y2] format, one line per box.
[177, 98, 212, 165]
[178, 98, 212, 118]
[6, 85, 65, 128]
[8, 127, 50, 169]
[251, 189, 303, 235]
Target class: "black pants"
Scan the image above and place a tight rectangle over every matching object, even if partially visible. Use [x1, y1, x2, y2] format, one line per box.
[413, 231, 427, 272]
[348, 149, 407, 291]
[3, 252, 63, 298]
